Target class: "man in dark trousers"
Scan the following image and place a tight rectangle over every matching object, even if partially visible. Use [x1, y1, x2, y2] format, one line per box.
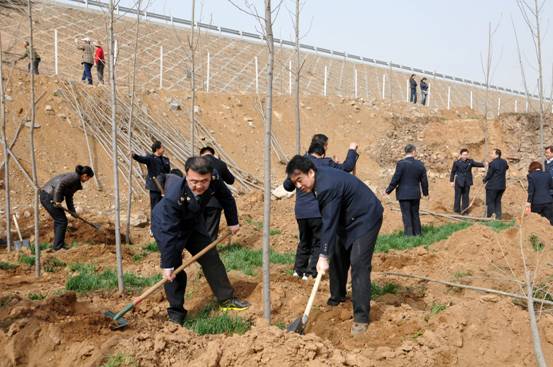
[409, 74, 417, 104]
[450, 148, 486, 214]
[545, 146, 553, 197]
[385, 144, 428, 236]
[286, 155, 383, 335]
[199, 146, 235, 241]
[483, 148, 509, 219]
[152, 156, 250, 325]
[283, 138, 358, 280]
[132, 140, 171, 228]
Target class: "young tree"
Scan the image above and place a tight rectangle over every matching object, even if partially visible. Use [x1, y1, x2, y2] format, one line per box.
[480, 21, 499, 157]
[27, 0, 40, 277]
[189, 0, 197, 155]
[511, 18, 531, 108]
[293, 0, 301, 154]
[0, 33, 11, 253]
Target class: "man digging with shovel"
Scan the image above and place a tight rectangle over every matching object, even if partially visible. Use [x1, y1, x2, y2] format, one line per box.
[151, 156, 250, 325]
[286, 155, 383, 335]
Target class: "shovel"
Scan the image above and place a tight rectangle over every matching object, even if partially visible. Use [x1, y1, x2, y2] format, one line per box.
[12, 215, 31, 250]
[59, 206, 102, 231]
[287, 271, 324, 334]
[104, 231, 231, 330]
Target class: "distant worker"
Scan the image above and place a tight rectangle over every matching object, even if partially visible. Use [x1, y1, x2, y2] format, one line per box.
[132, 140, 171, 230]
[420, 78, 429, 106]
[40, 165, 94, 251]
[94, 41, 105, 84]
[449, 149, 486, 214]
[409, 74, 417, 104]
[76, 37, 95, 85]
[199, 146, 235, 241]
[16, 40, 41, 75]
[483, 149, 509, 219]
[152, 157, 250, 325]
[286, 155, 383, 335]
[283, 136, 359, 280]
[385, 144, 428, 236]
[526, 161, 553, 225]
[544, 146, 553, 197]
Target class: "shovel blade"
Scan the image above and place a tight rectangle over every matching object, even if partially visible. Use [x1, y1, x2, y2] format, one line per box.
[15, 240, 31, 251]
[104, 311, 129, 330]
[286, 316, 305, 334]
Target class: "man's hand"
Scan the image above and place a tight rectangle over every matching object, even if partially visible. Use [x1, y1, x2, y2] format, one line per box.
[316, 256, 329, 274]
[525, 204, 531, 215]
[349, 142, 358, 151]
[228, 224, 240, 235]
[163, 268, 176, 282]
[450, 182, 455, 187]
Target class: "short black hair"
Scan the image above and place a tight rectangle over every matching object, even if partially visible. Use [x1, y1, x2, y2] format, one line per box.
[404, 144, 416, 154]
[200, 146, 215, 155]
[545, 145, 553, 153]
[307, 141, 326, 156]
[311, 134, 328, 146]
[460, 148, 469, 155]
[151, 140, 162, 153]
[286, 155, 317, 176]
[170, 168, 183, 177]
[185, 156, 213, 175]
[410, 74, 416, 78]
[494, 148, 502, 158]
[75, 165, 94, 177]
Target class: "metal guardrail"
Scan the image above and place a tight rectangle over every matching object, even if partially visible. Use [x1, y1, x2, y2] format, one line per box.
[56, 0, 549, 101]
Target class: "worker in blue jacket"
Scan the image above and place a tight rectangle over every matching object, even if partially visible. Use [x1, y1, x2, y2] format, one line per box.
[544, 146, 553, 197]
[526, 161, 553, 225]
[283, 138, 358, 279]
[483, 148, 509, 219]
[449, 148, 486, 214]
[286, 155, 384, 335]
[385, 144, 429, 236]
[151, 156, 249, 325]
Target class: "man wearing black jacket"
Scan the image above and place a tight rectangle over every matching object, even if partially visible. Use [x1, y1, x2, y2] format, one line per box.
[385, 144, 428, 236]
[450, 149, 486, 214]
[200, 146, 236, 241]
[151, 157, 249, 325]
[483, 149, 509, 219]
[286, 156, 384, 335]
[545, 146, 553, 197]
[132, 140, 171, 225]
[283, 139, 358, 279]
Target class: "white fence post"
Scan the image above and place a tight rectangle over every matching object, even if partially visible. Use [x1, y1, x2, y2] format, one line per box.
[406, 79, 409, 102]
[364, 69, 369, 99]
[85, 0, 88, 7]
[525, 99, 529, 112]
[515, 99, 518, 112]
[254, 56, 259, 94]
[382, 74, 386, 99]
[159, 46, 163, 89]
[469, 90, 473, 110]
[54, 29, 58, 75]
[206, 52, 210, 92]
[323, 65, 327, 96]
[427, 85, 431, 107]
[497, 97, 501, 116]
[288, 60, 292, 95]
[354, 68, 358, 98]
[447, 86, 451, 110]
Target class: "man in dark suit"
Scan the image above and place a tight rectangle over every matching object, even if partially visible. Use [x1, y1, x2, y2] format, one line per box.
[483, 148, 509, 219]
[132, 140, 171, 224]
[545, 146, 553, 197]
[286, 155, 384, 335]
[449, 148, 486, 214]
[152, 157, 249, 325]
[385, 144, 428, 236]
[199, 146, 236, 241]
[283, 139, 358, 280]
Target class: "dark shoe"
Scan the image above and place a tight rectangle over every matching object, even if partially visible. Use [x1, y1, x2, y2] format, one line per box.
[54, 244, 69, 251]
[327, 296, 346, 306]
[219, 298, 250, 311]
[167, 309, 187, 325]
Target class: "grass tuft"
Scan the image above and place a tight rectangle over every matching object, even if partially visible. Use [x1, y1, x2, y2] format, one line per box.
[482, 220, 516, 232]
[0, 261, 17, 270]
[219, 243, 294, 276]
[430, 303, 447, 314]
[44, 257, 66, 273]
[184, 302, 250, 335]
[371, 282, 399, 297]
[376, 222, 472, 253]
[28, 292, 46, 301]
[30, 243, 50, 255]
[143, 242, 159, 253]
[102, 353, 136, 367]
[530, 234, 544, 252]
[17, 254, 36, 267]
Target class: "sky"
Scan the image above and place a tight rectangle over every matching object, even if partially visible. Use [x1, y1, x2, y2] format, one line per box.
[116, 0, 553, 96]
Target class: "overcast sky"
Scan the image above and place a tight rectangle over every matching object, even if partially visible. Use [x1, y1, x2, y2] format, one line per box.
[114, 0, 553, 95]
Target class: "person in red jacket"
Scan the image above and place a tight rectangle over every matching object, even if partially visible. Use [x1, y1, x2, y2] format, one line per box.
[94, 41, 105, 84]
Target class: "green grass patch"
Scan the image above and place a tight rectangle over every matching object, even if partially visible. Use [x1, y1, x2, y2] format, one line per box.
[66, 263, 161, 293]
[430, 303, 447, 314]
[452, 270, 473, 280]
[28, 292, 45, 301]
[0, 261, 17, 270]
[269, 228, 282, 236]
[17, 254, 35, 267]
[219, 243, 294, 276]
[245, 218, 281, 235]
[411, 330, 424, 340]
[44, 257, 66, 273]
[30, 243, 50, 254]
[376, 222, 472, 253]
[102, 353, 136, 367]
[274, 321, 286, 330]
[530, 234, 544, 252]
[132, 242, 159, 263]
[184, 302, 250, 335]
[482, 220, 515, 232]
[143, 242, 159, 253]
[372, 282, 399, 297]
[533, 285, 553, 302]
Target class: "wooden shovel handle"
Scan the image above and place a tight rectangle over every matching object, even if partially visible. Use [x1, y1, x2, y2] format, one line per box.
[134, 232, 232, 306]
[303, 271, 324, 319]
[12, 215, 23, 242]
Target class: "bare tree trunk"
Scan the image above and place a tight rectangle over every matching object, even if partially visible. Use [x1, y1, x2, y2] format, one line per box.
[109, 0, 124, 293]
[533, 0, 545, 157]
[482, 22, 493, 158]
[27, 0, 40, 277]
[525, 271, 548, 367]
[125, 0, 141, 244]
[512, 19, 531, 107]
[262, 0, 274, 323]
[0, 33, 11, 252]
[189, 0, 196, 155]
[294, 0, 301, 155]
